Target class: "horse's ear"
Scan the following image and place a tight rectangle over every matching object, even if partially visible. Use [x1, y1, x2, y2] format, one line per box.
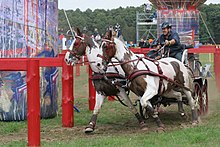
[76, 28, 82, 36]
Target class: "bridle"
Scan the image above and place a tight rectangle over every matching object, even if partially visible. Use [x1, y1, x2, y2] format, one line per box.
[68, 35, 86, 60]
[98, 38, 116, 63]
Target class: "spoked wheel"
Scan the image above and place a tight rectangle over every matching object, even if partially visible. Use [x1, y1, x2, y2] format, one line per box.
[201, 80, 208, 115]
[194, 82, 203, 115]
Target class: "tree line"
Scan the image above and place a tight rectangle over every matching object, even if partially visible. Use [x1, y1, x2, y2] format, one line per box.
[58, 4, 220, 44]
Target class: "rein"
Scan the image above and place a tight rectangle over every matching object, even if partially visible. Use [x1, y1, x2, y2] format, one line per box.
[99, 55, 155, 67]
[68, 50, 81, 60]
[102, 55, 192, 92]
[68, 35, 96, 64]
[74, 60, 96, 64]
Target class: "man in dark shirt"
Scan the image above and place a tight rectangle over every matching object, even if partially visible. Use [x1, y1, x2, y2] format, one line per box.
[157, 22, 183, 61]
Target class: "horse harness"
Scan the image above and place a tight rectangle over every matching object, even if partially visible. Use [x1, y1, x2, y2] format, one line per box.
[126, 56, 191, 94]
[91, 72, 132, 107]
[68, 36, 87, 60]
[127, 57, 165, 95]
[91, 72, 128, 89]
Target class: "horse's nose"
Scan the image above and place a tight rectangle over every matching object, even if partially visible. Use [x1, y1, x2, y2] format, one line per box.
[97, 63, 101, 67]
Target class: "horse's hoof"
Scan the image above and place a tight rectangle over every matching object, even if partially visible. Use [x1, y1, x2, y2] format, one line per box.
[141, 126, 149, 131]
[140, 122, 148, 131]
[156, 127, 165, 133]
[192, 121, 199, 126]
[159, 124, 165, 128]
[84, 127, 94, 134]
[157, 108, 166, 113]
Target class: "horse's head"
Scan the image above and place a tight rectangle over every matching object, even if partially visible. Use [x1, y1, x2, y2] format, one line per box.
[65, 28, 106, 73]
[99, 30, 117, 68]
[65, 28, 88, 65]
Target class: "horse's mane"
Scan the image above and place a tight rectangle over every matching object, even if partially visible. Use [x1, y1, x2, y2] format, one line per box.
[85, 36, 97, 48]
[114, 37, 127, 48]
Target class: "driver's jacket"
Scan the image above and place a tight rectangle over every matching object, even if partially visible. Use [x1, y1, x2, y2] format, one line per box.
[158, 30, 182, 56]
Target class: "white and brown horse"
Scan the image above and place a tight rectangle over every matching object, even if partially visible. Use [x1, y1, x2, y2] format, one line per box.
[99, 32, 199, 129]
[64, 28, 148, 133]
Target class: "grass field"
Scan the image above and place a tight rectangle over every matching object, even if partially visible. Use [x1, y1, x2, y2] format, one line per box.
[0, 60, 220, 147]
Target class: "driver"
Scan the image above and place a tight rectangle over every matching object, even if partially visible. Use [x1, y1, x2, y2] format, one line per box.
[157, 22, 183, 61]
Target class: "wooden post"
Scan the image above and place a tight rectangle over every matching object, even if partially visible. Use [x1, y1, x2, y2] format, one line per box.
[27, 59, 40, 146]
[61, 52, 74, 127]
[214, 51, 220, 91]
[88, 66, 96, 110]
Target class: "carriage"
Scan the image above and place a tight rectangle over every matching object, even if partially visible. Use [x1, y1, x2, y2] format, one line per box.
[65, 28, 210, 132]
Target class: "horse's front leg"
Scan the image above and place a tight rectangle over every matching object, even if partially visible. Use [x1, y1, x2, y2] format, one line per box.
[141, 87, 165, 132]
[85, 92, 105, 133]
[117, 87, 148, 131]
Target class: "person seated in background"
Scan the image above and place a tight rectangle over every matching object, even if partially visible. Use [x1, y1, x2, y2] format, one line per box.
[144, 3, 152, 13]
[67, 36, 73, 48]
[113, 23, 124, 42]
[139, 38, 146, 48]
[148, 39, 153, 47]
[129, 41, 135, 47]
[126, 41, 136, 48]
[82, 26, 88, 34]
[93, 28, 100, 40]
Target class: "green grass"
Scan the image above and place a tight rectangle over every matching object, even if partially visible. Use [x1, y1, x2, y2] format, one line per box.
[45, 126, 220, 147]
[199, 53, 214, 73]
[0, 121, 27, 135]
[4, 116, 220, 147]
[1, 66, 220, 147]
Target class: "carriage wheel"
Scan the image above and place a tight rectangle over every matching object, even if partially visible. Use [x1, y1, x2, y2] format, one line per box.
[201, 81, 208, 115]
[194, 82, 203, 115]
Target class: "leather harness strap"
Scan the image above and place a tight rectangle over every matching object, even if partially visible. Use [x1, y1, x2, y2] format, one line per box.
[153, 60, 165, 95]
[92, 73, 127, 88]
[128, 57, 165, 95]
[92, 73, 125, 80]
[127, 59, 191, 94]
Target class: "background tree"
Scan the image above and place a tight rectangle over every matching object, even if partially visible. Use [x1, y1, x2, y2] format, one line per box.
[59, 4, 220, 44]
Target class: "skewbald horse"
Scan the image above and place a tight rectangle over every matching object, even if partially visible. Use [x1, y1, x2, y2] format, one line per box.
[64, 28, 148, 133]
[98, 31, 199, 130]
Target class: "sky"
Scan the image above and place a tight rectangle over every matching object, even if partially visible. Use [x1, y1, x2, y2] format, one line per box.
[58, 0, 220, 11]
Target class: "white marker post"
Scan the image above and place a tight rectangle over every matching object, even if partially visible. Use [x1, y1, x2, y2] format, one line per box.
[62, 37, 67, 50]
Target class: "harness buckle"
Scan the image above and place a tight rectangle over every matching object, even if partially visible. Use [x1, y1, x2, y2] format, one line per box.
[154, 60, 159, 65]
